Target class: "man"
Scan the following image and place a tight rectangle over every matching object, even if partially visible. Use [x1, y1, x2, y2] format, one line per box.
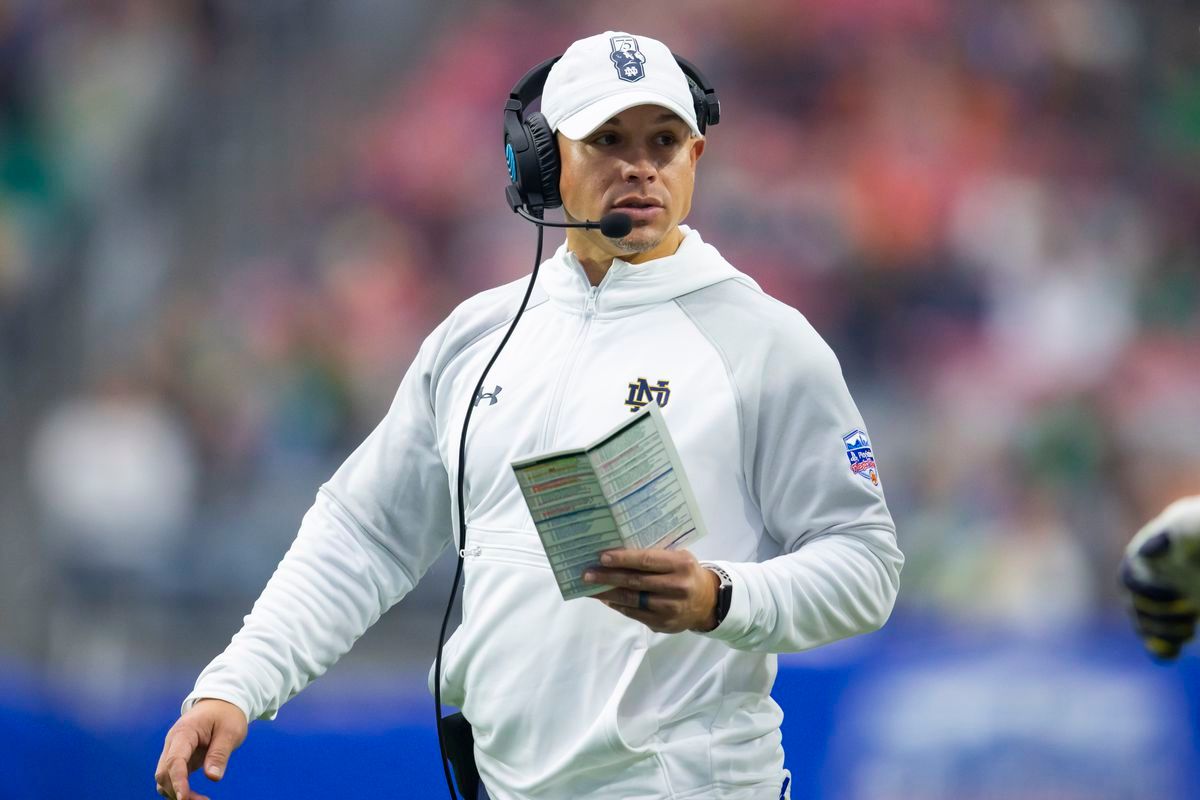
[155, 31, 903, 800]
[1121, 496, 1200, 660]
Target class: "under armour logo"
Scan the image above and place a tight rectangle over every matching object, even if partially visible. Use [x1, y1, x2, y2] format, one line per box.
[474, 385, 502, 406]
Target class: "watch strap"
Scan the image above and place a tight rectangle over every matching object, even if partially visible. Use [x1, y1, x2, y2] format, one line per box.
[704, 564, 734, 626]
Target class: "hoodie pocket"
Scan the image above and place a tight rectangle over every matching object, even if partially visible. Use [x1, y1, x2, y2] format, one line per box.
[461, 525, 552, 570]
[434, 525, 554, 709]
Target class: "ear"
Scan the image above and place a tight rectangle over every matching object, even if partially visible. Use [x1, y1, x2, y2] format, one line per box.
[555, 132, 579, 222]
[689, 136, 706, 165]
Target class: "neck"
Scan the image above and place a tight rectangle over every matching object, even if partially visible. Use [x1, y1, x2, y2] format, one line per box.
[568, 226, 685, 286]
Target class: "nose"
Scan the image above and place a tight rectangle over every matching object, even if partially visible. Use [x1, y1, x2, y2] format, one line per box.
[620, 147, 658, 184]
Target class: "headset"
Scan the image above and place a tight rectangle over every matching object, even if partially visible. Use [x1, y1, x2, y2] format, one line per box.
[434, 48, 721, 800]
[502, 54, 721, 216]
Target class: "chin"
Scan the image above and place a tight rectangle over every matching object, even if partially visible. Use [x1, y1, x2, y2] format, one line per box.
[614, 226, 666, 255]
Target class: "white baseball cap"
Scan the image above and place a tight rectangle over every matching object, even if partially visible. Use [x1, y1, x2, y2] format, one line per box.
[541, 31, 702, 141]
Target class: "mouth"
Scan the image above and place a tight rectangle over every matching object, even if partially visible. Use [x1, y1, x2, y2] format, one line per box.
[609, 197, 664, 223]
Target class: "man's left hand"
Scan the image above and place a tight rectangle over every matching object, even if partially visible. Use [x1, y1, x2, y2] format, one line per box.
[582, 548, 719, 633]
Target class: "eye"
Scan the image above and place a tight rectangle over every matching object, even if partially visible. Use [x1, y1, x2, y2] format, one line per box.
[591, 132, 619, 146]
[655, 132, 680, 147]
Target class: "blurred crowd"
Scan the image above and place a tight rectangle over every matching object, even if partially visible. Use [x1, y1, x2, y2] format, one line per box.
[1, 0, 1198, 679]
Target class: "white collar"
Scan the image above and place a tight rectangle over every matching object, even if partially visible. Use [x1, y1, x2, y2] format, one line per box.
[540, 226, 759, 317]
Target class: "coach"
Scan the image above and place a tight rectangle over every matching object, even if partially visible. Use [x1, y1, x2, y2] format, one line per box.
[156, 31, 903, 800]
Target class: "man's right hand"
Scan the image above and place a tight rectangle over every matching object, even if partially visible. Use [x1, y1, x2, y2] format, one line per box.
[154, 698, 248, 800]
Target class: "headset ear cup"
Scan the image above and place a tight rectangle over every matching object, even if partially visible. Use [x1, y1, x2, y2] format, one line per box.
[687, 79, 709, 135]
[525, 112, 561, 209]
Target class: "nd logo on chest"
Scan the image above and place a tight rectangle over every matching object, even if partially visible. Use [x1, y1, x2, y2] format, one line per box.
[625, 378, 670, 413]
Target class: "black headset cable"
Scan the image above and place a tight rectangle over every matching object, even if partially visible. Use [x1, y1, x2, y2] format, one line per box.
[434, 223, 546, 799]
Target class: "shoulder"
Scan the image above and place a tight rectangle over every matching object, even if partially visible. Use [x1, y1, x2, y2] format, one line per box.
[423, 275, 549, 389]
[675, 278, 841, 381]
[439, 275, 544, 341]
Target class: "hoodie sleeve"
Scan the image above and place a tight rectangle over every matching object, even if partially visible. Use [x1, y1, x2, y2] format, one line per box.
[182, 277, 547, 721]
[181, 327, 455, 721]
[677, 283, 903, 654]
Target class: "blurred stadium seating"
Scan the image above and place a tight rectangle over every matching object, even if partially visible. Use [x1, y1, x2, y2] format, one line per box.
[1, 0, 1197, 796]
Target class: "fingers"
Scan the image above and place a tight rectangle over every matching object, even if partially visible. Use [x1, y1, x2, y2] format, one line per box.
[204, 724, 242, 782]
[584, 567, 687, 596]
[169, 757, 190, 800]
[592, 587, 660, 609]
[584, 550, 717, 634]
[156, 699, 249, 798]
[156, 728, 195, 800]
[155, 755, 214, 799]
[592, 586, 701, 633]
[597, 548, 684, 573]
[583, 549, 696, 594]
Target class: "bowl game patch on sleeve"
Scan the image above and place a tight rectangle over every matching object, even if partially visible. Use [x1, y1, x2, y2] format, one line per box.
[842, 429, 879, 487]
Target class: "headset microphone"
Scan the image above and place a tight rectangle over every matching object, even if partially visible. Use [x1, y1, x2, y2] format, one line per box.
[511, 207, 634, 238]
[597, 213, 635, 238]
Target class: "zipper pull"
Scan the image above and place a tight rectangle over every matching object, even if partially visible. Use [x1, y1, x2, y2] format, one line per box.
[459, 545, 482, 559]
[585, 287, 598, 315]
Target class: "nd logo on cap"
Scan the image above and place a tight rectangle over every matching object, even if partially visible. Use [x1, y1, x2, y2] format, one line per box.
[609, 36, 647, 82]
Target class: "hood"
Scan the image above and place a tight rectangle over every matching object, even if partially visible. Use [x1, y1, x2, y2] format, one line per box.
[540, 226, 761, 317]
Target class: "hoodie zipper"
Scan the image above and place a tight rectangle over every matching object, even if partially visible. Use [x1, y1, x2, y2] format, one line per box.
[537, 284, 599, 450]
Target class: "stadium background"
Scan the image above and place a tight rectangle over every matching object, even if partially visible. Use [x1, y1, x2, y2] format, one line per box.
[1, 0, 1198, 797]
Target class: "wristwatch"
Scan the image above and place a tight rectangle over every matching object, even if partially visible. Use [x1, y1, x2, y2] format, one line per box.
[706, 564, 734, 627]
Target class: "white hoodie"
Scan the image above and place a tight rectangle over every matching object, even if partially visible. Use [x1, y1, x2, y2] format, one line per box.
[185, 227, 903, 799]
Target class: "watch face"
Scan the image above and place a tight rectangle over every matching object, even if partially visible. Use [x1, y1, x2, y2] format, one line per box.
[716, 583, 733, 623]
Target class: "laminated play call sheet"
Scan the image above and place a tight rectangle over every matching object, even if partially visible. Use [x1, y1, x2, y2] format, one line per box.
[512, 404, 708, 599]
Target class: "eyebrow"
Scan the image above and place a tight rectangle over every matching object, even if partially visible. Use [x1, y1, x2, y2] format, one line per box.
[602, 112, 686, 126]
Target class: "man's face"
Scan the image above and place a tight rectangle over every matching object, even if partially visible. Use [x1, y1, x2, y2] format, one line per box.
[557, 104, 705, 263]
